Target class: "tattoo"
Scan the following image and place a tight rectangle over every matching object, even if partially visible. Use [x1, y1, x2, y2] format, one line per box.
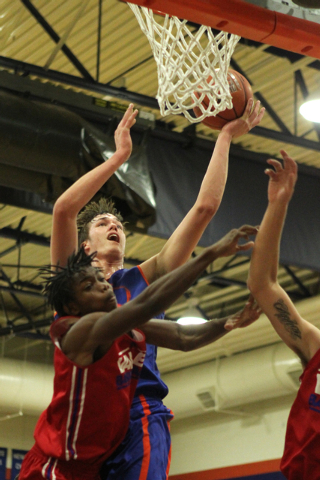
[273, 299, 302, 340]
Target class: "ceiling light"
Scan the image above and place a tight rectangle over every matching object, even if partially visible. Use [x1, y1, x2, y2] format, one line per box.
[299, 99, 320, 123]
[177, 297, 207, 325]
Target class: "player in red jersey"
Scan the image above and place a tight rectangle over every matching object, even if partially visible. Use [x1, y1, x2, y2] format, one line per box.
[50, 101, 264, 480]
[20, 225, 260, 480]
[247, 151, 320, 480]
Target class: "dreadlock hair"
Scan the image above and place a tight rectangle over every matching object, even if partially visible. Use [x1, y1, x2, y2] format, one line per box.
[77, 198, 124, 245]
[40, 247, 97, 317]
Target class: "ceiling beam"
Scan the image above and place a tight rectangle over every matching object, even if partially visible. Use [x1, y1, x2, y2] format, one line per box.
[21, 0, 94, 81]
[0, 56, 320, 152]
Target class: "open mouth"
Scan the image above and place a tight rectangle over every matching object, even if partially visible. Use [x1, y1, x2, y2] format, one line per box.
[107, 233, 119, 243]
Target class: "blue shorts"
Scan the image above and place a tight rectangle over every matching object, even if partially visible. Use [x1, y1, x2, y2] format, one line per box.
[101, 395, 173, 480]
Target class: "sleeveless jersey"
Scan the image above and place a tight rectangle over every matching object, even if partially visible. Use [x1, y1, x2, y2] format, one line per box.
[109, 266, 168, 399]
[34, 316, 146, 464]
[281, 347, 320, 480]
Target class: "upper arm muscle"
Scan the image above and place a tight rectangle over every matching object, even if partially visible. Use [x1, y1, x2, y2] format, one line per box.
[255, 284, 320, 363]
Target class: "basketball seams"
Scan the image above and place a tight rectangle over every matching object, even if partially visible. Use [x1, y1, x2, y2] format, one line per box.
[193, 69, 253, 130]
[237, 74, 248, 117]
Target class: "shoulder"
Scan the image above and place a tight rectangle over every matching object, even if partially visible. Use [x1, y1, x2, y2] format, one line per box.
[109, 266, 148, 288]
[50, 315, 79, 345]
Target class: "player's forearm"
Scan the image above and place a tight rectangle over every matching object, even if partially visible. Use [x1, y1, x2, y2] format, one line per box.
[142, 316, 229, 350]
[91, 248, 219, 344]
[133, 247, 219, 323]
[147, 133, 231, 281]
[248, 199, 288, 293]
[53, 151, 129, 218]
[196, 131, 231, 212]
[177, 316, 229, 351]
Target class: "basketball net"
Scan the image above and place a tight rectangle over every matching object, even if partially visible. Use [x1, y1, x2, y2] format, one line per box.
[128, 3, 241, 123]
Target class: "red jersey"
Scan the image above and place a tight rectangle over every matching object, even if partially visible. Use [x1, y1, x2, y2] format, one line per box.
[281, 348, 320, 480]
[33, 317, 146, 468]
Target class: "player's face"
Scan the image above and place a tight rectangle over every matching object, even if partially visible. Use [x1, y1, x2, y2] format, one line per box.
[84, 214, 126, 261]
[70, 266, 117, 315]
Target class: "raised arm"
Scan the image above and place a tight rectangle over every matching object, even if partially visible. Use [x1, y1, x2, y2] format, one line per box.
[64, 224, 258, 364]
[141, 99, 265, 283]
[50, 104, 138, 266]
[247, 151, 320, 366]
[140, 294, 262, 350]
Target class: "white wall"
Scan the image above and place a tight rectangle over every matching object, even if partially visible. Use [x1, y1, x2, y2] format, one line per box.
[0, 394, 295, 475]
[0, 414, 37, 468]
[168, 394, 295, 475]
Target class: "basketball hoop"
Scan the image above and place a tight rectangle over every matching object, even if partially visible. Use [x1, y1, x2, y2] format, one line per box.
[128, 3, 241, 123]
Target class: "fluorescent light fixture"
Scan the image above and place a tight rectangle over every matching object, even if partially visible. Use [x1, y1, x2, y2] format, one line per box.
[177, 316, 207, 325]
[177, 298, 207, 325]
[299, 99, 320, 123]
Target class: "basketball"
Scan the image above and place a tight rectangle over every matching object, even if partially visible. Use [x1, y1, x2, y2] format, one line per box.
[193, 70, 253, 130]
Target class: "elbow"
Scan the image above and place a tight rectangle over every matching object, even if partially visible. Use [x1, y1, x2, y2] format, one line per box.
[53, 197, 77, 222]
[247, 274, 276, 301]
[53, 198, 69, 219]
[176, 325, 194, 352]
[194, 202, 218, 222]
[247, 274, 263, 299]
[247, 275, 254, 295]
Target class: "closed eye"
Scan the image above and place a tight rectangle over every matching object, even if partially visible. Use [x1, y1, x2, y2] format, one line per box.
[97, 275, 107, 283]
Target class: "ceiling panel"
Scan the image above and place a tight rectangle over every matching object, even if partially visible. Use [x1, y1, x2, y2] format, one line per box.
[0, 0, 319, 379]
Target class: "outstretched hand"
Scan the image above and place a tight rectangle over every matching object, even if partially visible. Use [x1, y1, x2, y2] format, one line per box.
[212, 225, 259, 258]
[114, 103, 139, 157]
[266, 150, 298, 204]
[224, 295, 262, 331]
[221, 98, 265, 139]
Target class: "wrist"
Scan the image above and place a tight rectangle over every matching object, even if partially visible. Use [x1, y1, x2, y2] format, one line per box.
[202, 245, 219, 264]
[106, 148, 131, 164]
[218, 130, 233, 142]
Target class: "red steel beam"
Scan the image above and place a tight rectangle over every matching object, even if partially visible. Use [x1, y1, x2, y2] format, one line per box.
[124, 0, 320, 59]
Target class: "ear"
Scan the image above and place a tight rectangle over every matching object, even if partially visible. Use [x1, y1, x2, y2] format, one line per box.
[82, 241, 91, 255]
[63, 302, 81, 316]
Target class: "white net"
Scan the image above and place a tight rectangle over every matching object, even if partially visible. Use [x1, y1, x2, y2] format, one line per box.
[128, 3, 241, 123]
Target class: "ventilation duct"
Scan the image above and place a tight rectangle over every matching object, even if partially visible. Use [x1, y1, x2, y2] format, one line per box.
[0, 343, 301, 419]
[162, 342, 302, 419]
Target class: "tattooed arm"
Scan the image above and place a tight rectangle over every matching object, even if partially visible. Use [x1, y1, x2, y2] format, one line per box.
[248, 151, 320, 366]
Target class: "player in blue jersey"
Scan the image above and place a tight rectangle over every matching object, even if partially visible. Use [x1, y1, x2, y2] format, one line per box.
[50, 102, 264, 480]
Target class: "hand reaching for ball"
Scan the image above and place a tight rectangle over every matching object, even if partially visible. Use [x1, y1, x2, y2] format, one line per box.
[222, 98, 265, 139]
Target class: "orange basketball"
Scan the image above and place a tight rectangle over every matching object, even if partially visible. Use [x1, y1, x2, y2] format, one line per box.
[193, 70, 253, 130]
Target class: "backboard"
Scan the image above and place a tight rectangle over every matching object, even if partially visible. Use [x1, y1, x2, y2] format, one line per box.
[124, 0, 320, 59]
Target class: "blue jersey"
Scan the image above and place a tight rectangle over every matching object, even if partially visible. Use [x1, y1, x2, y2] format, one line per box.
[103, 266, 173, 480]
[108, 266, 168, 399]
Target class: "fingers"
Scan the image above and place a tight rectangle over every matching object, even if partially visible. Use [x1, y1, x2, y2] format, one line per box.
[118, 103, 134, 125]
[243, 98, 254, 118]
[124, 105, 139, 128]
[117, 104, 138, 130]
[224, 295, 262, 331]
[265, 152, 298, 183]
[253, 105, 265, 125]
[236, 240, 254, 252]
[233, 225, 258, 252]
[224, 321, 235, 331]
[280, 150, 298, 176]
[235, 226, 257, 250]
[246, 100, 265, 128]
[237, 225, 259, 237]
[267, 159, 282, 171]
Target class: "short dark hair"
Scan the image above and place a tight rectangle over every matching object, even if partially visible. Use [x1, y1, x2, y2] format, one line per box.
[40, 247, 97, 317]
[77, 198, 123, 245]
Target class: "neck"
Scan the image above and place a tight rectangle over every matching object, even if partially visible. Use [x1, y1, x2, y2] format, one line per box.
[91, 257, 124, 279]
